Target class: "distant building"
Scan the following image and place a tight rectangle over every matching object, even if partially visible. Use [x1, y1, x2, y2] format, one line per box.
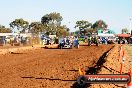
[98, 28, 115, 37]
[98, 28, 115, 34]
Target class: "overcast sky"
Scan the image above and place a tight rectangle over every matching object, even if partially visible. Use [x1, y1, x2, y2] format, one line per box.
[0, 0, 132, 33]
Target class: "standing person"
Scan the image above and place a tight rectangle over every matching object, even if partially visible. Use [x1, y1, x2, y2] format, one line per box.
[98, 36, 100, 43]
[105, 37, 108, 44]
[49, 38, 52, 45]
[102, 37, 105, 44]
[63, 37, 66, 45]
[74, 36, 79, 48]
[66, 37, 70, 45]
[118, 38, 120, 44]
[70, 36, 73, 45]
[58, 38, 65, 49]
[2, 36, 6, 45]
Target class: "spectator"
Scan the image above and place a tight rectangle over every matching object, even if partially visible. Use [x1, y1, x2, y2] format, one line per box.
[73, 37, 79, 48]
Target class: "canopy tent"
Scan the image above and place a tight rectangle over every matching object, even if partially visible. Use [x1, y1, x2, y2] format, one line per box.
[0, 33, 17, 36]
[0, 33, 32, 37]
[98, 33, 115, 37]
[116, 34, 131, 38]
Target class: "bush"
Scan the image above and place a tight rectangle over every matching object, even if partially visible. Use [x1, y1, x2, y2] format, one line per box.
[78, 38, 85, 42]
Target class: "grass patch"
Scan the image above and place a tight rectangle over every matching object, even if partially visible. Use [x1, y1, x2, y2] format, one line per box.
[124, 45, 132, 57]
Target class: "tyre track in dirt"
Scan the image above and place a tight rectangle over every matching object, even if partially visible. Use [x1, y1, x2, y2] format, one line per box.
[0, 45, 114, 88]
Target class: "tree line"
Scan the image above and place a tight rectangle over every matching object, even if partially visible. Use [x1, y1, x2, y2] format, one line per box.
[0, 25, 12, 33]
[0, 12, 69, 37]
[1, 12, 128, 36]
[75, 20, 108, 36]
[9, 12, 70, 37]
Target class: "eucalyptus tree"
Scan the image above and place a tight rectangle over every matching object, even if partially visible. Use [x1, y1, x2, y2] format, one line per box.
[75, 20, 92, 35]
[92, 20, 107, 30]
[10, 18, 29, 33]
[29, 22, 46, 34]
[121, 28, 129, 34]
[41, 12, 63, 35]
[0, 25, 12, 33]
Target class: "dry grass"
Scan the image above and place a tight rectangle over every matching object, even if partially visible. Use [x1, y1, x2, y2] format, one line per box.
[124, 44, 132, 56]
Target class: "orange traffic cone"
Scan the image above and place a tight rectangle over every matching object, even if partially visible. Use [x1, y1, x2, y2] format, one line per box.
[127, 68, 132, 88]
[78, 67, 85, 75]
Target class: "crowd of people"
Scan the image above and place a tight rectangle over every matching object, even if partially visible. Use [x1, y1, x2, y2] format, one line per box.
[117, 38, 132, 44]
[1, 34, 131, 47]
[0, 36, 31, 46]
[41, 36, 79, 48]
[59, 36, 79, 48]
[87, 36, 115, 45]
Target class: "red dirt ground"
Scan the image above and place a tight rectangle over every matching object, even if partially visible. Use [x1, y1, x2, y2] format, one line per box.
[0, 45, 113, 88]
[89, 44, 131, 88]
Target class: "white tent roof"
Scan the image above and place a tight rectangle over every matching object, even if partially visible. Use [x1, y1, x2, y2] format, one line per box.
[98, 33, 115, 37]
[0, 33, 32, 37]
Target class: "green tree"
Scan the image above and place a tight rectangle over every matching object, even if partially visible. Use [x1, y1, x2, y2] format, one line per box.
[0, 25, 5, 28]
[75, 20, 92, 35]
[121, 28, 129, 34]
[41, 14, 51, 25]
[0, 25, 12, 33]
[92, 20, 108, 31]
[9, 18, 29, 33]
[41, 12, 63, 35]
[85, 28, 97, 34]
[56, 25, 69, 37]
[29, 22, 46, 33]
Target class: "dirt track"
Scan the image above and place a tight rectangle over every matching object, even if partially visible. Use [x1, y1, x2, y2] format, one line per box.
[0, 45, 113, 88]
